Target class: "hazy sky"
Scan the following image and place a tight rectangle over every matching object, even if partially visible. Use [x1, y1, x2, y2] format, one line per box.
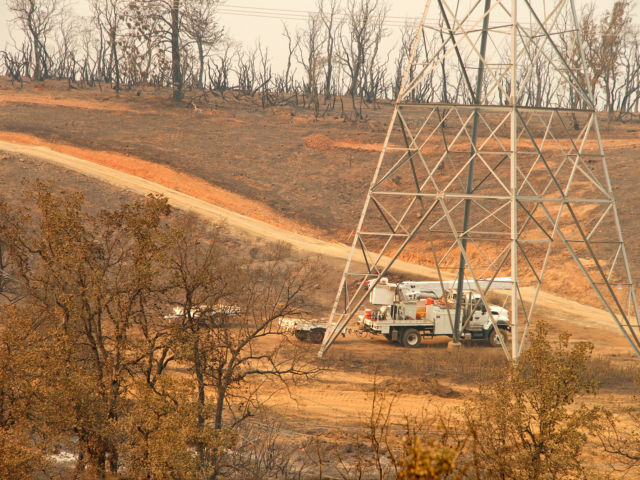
[0, 0, 632, 71]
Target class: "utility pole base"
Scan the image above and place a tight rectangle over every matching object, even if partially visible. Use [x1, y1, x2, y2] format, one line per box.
[447, 341, 462, 351]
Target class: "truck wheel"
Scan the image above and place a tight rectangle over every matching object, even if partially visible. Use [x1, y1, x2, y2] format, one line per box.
[488, 328, 508, 347]
[310, 329, 325, 344]
[401, 328, 421, 348]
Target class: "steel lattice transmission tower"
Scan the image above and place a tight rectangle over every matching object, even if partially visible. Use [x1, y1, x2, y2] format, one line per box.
[318, 0, 640, 360]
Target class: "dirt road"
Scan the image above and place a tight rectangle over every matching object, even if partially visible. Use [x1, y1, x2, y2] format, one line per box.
[0, 139, 633, 354]
[0, 139, 440, 276]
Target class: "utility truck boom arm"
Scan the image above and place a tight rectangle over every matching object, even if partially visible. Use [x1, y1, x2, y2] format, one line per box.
[398, 277, 512, 299]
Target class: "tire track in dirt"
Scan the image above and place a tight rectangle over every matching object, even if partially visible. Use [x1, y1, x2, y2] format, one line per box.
[0, 139, 632, 352]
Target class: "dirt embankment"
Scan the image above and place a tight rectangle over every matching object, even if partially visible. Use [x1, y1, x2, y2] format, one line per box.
[2, 79, 639, 248]
[0, 79, 382, 235]
[2, 82, 640, 446]
[1, 79, 639, 353]
[0, 131, 323, 239]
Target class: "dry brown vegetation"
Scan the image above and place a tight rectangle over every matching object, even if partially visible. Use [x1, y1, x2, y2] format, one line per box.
[1, 0, 640, 477]
[0, 177, 325, 478]
[1, 78, 640, 308]
[1, 78, 640, 478]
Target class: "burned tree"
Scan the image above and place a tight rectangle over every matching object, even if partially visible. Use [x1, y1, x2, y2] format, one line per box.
[582, 0, 633, 112]
[91, 0, 125, 91]
[7, 0, 63, 80]
[319, 0, 341, 100]
[182, 0, 223, 89]
[296, 10, 326, 117]
[127, 0, 185, 99]
[339, 0, 388, 116]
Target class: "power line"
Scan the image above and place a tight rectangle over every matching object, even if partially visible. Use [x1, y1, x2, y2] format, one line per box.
[218, 4, 637, 37]
[217, 11, 416, 28]
[218, 4, 426, 28]
[222, 3, 421, 21]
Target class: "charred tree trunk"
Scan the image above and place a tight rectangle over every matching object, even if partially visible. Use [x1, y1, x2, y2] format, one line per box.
[171, 0, 183, 101]
[197, 40, 204, 89]
[109, 27, 120, 93]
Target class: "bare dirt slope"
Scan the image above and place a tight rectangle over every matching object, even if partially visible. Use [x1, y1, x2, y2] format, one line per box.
[1, 146, 638, 454]
[1, 79, 639, 355]
[1, 80, 639, 304]
[0, 138, 633, 358]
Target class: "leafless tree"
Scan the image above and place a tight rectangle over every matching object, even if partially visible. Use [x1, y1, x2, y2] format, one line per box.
[235, 43, 258, 94]
[281, 24, 299, 94]
[168, 0, 183, 98]
[391, 19, 441, 103]
[6, 0, 65, 80]
[514, 29, 558, 108]
[76, 23, 100, 86]
[51, 13, 78, 81]
[91, 0, 125, 91]
[257, 44, 274, 107]
[1, 43, 30, 86]
[615, 27, 640, 120]
[340, 0, 388, 116]
[296, 10, 326, 117]
[319, 0, 341, 101]
[208, 38, 235, 93]
[182, 0, 223, 89]
[392, 21, 415, 100]
[229, 420, 307, 479]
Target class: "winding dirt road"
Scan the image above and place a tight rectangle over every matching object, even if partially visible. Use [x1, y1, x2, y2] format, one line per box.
[0, 139, 633, 354]
[0, 138, 440, 277]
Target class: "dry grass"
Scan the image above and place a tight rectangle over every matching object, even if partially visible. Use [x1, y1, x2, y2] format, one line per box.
[324, 341, 508, 387]
[588, 356, 640, 390]
[0, 131, 324, 239]
[320, 338, 640, 394]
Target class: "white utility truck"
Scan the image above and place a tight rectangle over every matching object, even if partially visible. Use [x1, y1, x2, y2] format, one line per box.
[360, 277, 511, 348]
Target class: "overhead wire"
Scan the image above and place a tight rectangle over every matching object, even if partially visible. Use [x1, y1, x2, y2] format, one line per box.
[217, 3, 634, 37]
[221, 2, 422, 20]
[218, 3, 435, 28]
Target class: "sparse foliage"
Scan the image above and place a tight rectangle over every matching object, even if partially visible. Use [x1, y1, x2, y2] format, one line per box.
[0, 184, 319, 477]
[398, 436, 462, 480]
[182, 0, 223, 89]
[6, 0, 64, 80]
[582, 1, 633, 112]
[464, 322, 601, 480]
